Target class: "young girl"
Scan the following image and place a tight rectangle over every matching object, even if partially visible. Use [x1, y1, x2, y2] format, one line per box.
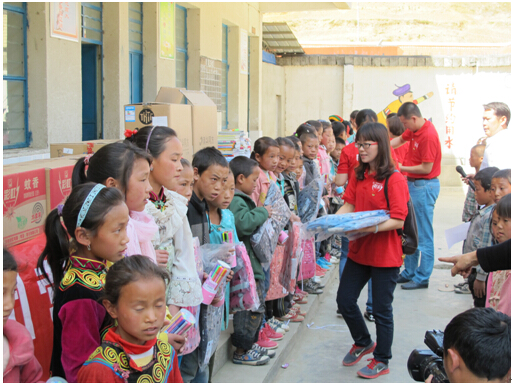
[487, 194, 511, 315]
[275, 137, 301, 223]
[128, 126, 203, 314]
[77, 255, 183, 383]
[3, 249, 43, 383]
[336, 122, 408, 379]
[37, 183, 129, 382]
[170, 158, 194, 203]
[250, 137, 280, 207]
[72, 142, 158, 264]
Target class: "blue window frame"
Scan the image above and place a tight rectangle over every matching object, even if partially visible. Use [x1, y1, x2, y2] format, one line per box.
[129, 2, 143, 104]
[221, 24, 228, 130]
[3, 2, 30, 149]
[175, 5, 187, 89]
[81, 2, 102, 44]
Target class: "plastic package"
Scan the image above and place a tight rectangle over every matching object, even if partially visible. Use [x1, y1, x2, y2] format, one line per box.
[265, 244, 288, 301]
[163, 309, 196, 335]
[280, 222, 301, 292]
[297, 177, 324, 223]
[230, 243, 260, 312]
[201, 260, 231, 305]
[180, 237, 202, 356]
[250, 182, 291, 267]
[304, 210, 390, 242]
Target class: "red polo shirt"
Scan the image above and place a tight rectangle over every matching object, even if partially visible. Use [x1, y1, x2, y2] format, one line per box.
[337, 143, 401, 181]
[401, 119, 442, 179]
[343, 170, 409, 267]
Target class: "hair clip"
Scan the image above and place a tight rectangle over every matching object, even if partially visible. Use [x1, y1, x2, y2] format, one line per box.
[76, 184, 106, 228]
[124, 129, 138, 138]
[57, 204, 64, 216]
[145, 126, 156, 153]
[84, 154, 93, 165]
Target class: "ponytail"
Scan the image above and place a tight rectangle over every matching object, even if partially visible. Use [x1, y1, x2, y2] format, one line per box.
[71, 157, 88, 188]
[37, 208, 71, 286]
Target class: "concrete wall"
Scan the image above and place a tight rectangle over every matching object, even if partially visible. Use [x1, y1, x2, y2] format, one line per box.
[262, 62, 285, 138]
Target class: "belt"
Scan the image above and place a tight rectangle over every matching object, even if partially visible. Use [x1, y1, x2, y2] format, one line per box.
[407, 177, 438, 182]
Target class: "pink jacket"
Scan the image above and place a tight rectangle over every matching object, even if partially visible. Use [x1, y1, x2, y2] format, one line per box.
[126, 210, 159, 263]
[498, 275, 511, 316]
[3, 320, 43, 383]
[250, 169, 276, 207]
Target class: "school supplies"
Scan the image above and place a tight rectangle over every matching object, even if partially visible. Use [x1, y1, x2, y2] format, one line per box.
[202, 260, 231, 305]
[222, 231, 237, 268]
[297, 177, 324, 223]
[163, 309, 196, 336]
[230, 243, 260, 312]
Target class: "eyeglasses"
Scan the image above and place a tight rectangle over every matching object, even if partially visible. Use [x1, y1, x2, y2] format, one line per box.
[355, 142, 378, 150]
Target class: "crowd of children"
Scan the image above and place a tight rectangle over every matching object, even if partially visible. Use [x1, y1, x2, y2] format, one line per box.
[3, 103, 510, 382]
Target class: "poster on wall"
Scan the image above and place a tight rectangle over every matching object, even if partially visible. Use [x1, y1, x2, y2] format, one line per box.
[50, 2, 79, 42]
[159, 2, 175, 60]
[240, 29, 249, 74]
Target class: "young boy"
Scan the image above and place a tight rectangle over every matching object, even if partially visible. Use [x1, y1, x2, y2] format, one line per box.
[170, 158, 194, 203]
[462, 144, 486, 222]
[458, 167, 500, 306]
[300, 132, 320, 186]
[332, 121, 347, 141]
[182, 147, 229, 382]
[491, 169, 511, 204]
[386, 114, 409, 168]
[330, 137, 345, 170]
[228, 156, 275, 366]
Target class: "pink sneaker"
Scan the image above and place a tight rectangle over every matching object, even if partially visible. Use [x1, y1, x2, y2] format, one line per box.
[263, 323, 284, 341]
[325, 253, 332, 262]
[256, 329, 279, 349]
[295, 286, 309, 297]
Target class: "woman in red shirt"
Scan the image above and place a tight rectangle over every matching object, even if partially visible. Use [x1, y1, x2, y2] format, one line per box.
[336, 122, 408, 379]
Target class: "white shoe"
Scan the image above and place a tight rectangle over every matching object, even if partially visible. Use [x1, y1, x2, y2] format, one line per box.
[312, 276, 322, 284]
[330, 257, 340, 264]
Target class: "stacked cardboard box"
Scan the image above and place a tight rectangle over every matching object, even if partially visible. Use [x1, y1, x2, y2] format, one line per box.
[50, 139, 120, 158]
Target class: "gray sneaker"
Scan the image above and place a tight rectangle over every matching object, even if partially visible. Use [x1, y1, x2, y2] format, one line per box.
[454, 283, 471, 294]
[357, 358, 389, 379]
[251, 343, 276, 358]
[342, 341, 376, 366]
[233, 348, 270, 366]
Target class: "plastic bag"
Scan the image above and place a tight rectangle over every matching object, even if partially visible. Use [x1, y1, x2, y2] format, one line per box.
[250, 182, 291, 266]
[230, 243, 260, 312]
[297, 237, 316, 281]
[297, 177, 324, 223]
[197, 243, 234, 370]
[304, 210, 390, 242]
[265, 244, 288, 301]
[279, 222, 301, 292]
[180, 237, 202, 356]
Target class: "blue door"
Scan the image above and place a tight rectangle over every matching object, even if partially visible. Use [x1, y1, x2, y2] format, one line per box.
[130, 52, 143, 104]
[82, 44, 97, 140]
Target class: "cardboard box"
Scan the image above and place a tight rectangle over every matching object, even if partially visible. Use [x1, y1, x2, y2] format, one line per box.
[156, 88, 218, 155]
[3, 157, 80, 246]
[50, 139, 120, 158]
[124, 93, 194, 160]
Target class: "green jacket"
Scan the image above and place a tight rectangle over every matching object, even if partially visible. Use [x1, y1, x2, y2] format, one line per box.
[229, 189, 269, 281]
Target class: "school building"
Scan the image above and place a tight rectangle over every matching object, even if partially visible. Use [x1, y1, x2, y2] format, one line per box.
[2, 2, 350, 161]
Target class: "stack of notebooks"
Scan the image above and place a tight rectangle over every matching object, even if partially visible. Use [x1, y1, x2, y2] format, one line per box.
[217, 130, 252, 161]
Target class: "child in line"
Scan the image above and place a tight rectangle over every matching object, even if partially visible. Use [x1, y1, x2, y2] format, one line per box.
[250, 137, 280, 206]
[329, 137, 346, 260]
[487, 194, 511, 315]
[77, 255, 183, 383]
[72, 142, 157, 264]
[332, 121, 348, 142]
[295, 157, 305, 189]
[182, 147, 230, 383]
[318, 119, 334, 183]
[459, 167, 499, 303]
[229, 156, 274, 365]
[461, 144, 486, 222]
[37, 183, 129, 382]
[300, 132, 320, 186]
[3, 249, 43, 383]
[171, 158, 194, 203]
[128, 126, 203, 313]
[491, 169, 511, 205]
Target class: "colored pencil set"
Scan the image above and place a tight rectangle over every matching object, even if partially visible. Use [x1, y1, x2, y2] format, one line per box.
[202, 260, 231, 304]
[163, 309, 196, 335]
[222, 231, 237, 268]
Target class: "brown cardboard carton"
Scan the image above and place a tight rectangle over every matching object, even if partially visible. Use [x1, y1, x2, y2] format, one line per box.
[156, 88, 218, 154]
[50, 139, 120, 158]
[124, 101, 193, 161]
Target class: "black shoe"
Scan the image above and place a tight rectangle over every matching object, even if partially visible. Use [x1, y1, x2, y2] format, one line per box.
[401, 281, 428, 290]
[397, 274, 410, 284]
[364, 311, 375, 322]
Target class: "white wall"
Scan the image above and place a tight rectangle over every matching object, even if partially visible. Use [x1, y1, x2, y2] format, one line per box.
[262, 62, 285, 138]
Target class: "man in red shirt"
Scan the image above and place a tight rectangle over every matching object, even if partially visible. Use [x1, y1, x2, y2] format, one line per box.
[391, 102, 442, 290]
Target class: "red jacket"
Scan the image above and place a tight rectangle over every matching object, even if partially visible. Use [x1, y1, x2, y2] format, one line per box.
[3, 319, 43, 383]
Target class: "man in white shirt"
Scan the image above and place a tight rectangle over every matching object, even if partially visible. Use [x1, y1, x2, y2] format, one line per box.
[480, 102, 510, 170]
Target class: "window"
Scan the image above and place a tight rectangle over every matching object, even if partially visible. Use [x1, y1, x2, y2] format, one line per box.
[221, 24, 228, 130]
[175, 5, 187, 89]
[3, 2, 29, 149]
[129, 2, 143, 104]
[81, 2, 102, 44]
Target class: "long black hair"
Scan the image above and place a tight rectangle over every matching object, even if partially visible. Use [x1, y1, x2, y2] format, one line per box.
[4, 248, 17, 272]
[355, 109, 378, 130]
[72, 142, 151, 193]
[354, 122, 395, 181]
[37, 183, 125, 288]
[250, 137, 279, 160]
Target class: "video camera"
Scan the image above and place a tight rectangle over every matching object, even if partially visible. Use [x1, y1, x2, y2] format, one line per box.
[407, 330, 449, 383]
